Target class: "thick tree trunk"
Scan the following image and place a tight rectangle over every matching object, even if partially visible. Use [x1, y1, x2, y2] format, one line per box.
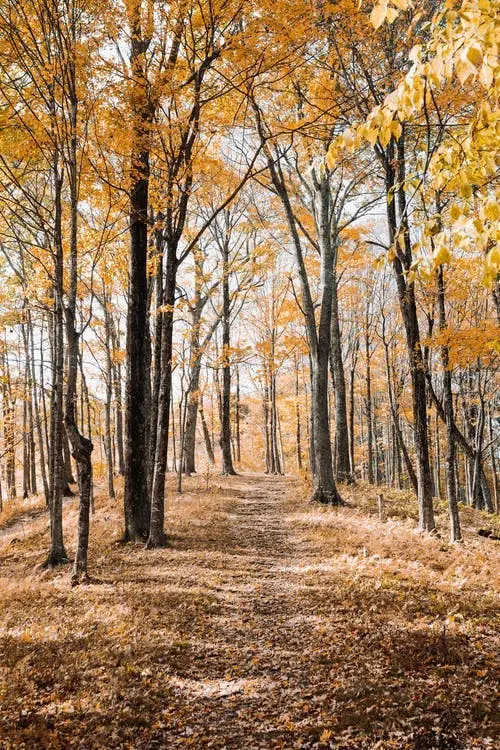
[123, 7, 155, 543]
[124, 142, 152, 541]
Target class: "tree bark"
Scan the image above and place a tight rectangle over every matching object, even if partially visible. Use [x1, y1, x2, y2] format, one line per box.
[64, 57, 94, 581]
[436, 264, 461, 542]
[147, 246, 176, 547]
[45, 155, 67, 567]
[364, 317, 374, 485]
[124, 8, 153, 542]
[329, 274, 352, 483]
[220, 228, 236, 476]
[199, 395, 215, 465]
[383, 134, 435, 531]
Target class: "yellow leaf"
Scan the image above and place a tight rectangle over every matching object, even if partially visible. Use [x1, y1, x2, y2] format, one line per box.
[370, 1, 388, 31]
[456, 59, 473, 84]
[484, 201, 500, 222]
[390, 120, 402, 140]
[379, 125, 392, 147]
[434, 244, 451, 266]
[487, 246, 500, 268]
[466, 45, 483, 69]
[479, 64, 493, 88]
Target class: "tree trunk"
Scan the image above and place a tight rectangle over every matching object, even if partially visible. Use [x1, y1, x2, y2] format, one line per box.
[384, 134, 435, 531]
[183, 357, 202, 476]
[220, 233, 236, 476]
[235, 365, 241, 465]
[330, 275, 352, 483]
[148, 247, 176, 547]
[149, 222, 164, 484]
[45, 157, 67, 567]
[111, 316, 125, 476]
[383, 339, 418, 494]
[29, 313, 49, 505]
[295, 354, 303, 471]
[436, 265, 461, 541]
[364, 319, 374, 485]
[103, 295, 115, 500]
[64, 68, 94, 581]
[123, 11, 153, 542]
[348, 342, 358, 477]
[199, 395, 215, 465]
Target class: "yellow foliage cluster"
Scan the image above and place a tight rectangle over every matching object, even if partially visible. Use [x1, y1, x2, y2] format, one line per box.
[329, 0, 499, 284]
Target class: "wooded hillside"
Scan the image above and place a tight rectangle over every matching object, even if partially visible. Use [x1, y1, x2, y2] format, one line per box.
[0, 0, 498, 747]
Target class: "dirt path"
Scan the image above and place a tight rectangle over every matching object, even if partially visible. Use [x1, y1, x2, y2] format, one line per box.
[0, 474, 498, 749]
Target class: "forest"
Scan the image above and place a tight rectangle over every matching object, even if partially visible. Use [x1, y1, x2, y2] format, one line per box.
[0, 0, 498, 748]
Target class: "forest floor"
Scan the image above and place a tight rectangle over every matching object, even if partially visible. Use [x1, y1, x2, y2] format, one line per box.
[0, 474, 499, 750]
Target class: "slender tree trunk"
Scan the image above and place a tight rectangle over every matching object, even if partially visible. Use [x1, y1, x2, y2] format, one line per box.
[330, 275, 352, 483]
[220, 232, 236, 476]
[436, 265, 461, 541]
[263, 374, 271, 473]
[295, 354, 302, 471]
[110, 317, 125, 476]
[64, 66, 94, 581]
[199, 395, 215, 465]
[103, 296, 115, 500]
[488, 407, 498, 513]
[148, 246, 176, 547]
[149, 222, 164, 484]
[364, 319, 374, 485]
[29, 314, 49, 504]
[45, 156, 67, 567]
[1, 351, 16, 501]
[348, 343, 358, 477]
[270, 369, 282, 475]
[183, 359, 202, 476]
[382, 337, 418, 494]
[235, 365, 241, 464]
[384, 134, 435, 531]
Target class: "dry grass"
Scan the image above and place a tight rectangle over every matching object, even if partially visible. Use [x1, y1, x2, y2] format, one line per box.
[0, 474, 498, 749]
[0, 493, 47, 535]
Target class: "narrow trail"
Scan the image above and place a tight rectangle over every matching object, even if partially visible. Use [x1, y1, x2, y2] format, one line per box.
[0, 473, 498, 749]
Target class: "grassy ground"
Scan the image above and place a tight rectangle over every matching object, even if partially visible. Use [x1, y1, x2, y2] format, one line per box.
[0, 475, 498, 749]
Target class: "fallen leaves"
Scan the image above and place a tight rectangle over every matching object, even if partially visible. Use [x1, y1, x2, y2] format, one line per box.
[0, 474, 498, 748]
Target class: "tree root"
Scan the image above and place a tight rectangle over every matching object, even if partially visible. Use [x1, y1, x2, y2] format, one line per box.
[311, 487, 344, 506]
